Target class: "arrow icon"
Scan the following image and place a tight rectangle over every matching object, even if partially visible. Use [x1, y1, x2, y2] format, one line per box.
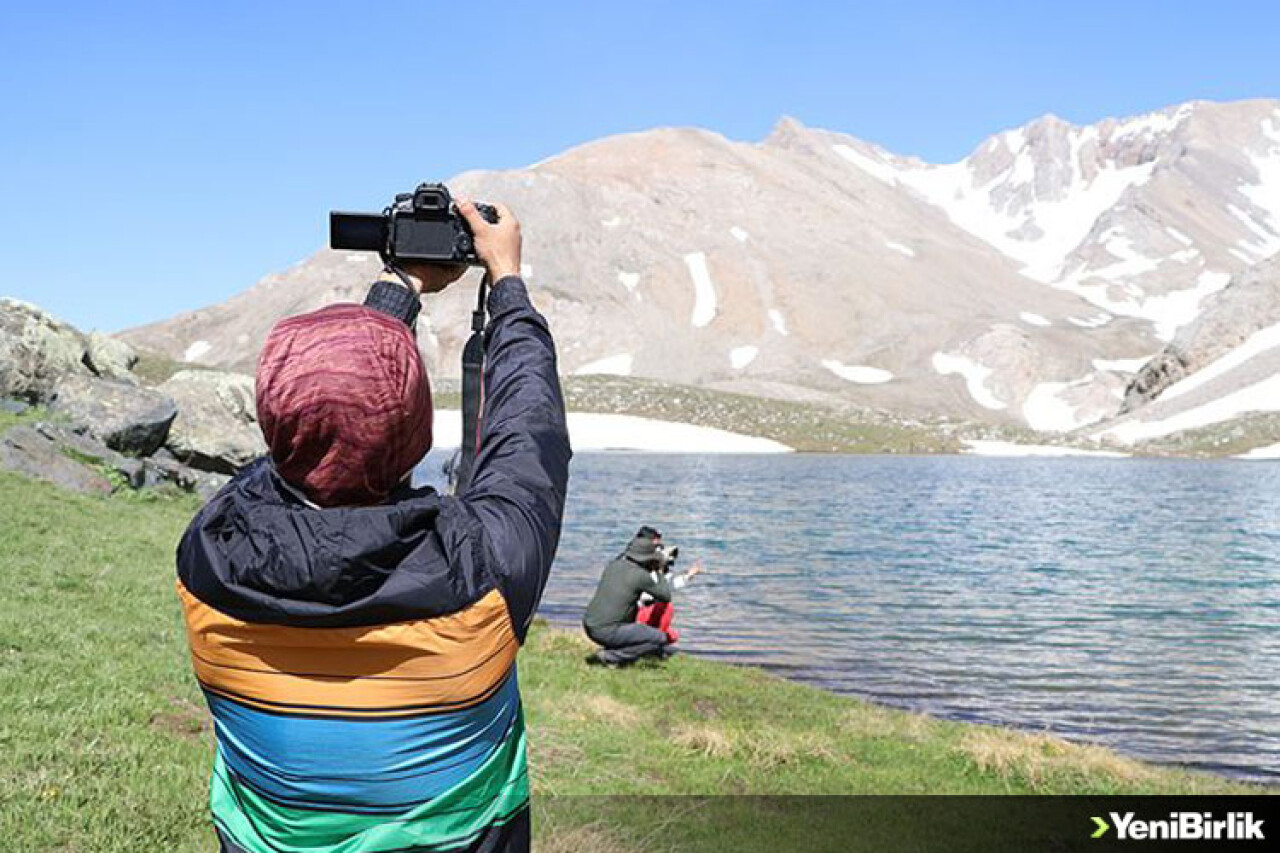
[1091, 816, 1110, 839]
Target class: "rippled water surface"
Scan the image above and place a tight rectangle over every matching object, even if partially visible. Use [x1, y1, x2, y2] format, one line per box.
[533, 454, 1280, 781]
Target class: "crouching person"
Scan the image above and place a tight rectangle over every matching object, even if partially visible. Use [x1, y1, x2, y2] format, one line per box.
[175, 200, 571, 853]
[583, 526, 700, 665]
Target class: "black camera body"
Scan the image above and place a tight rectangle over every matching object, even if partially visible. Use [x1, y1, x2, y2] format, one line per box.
[329, 183, 498, 265]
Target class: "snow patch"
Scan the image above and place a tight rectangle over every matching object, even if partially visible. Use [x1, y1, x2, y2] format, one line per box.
[601, 216, 622, 229]
[963, 440, 1128, 458]
[730, 226, 749, 243]
[1067, 313, 1112, 329]
[729, 346, 758, 370]
[574, 354, 634, 377]
[1022, 377, 1098, 432]
[932, 352, 1006, 410]
[1019, 312, 1051, 327]
[768, 309, 789, 336]
[430, 410, 792, 454]
[1239, 442, 1280, 460]
[184, 340, 212, 362]
[821, 360, 893, 384]
[885, 241, 915, 258]
[1090, 229, 1162, 280]
[520, 263, 533, 279]
[1058, 269, 1229, 341]
[683, 252, 718, 327]
[1165, 226, 1193, 246]
[1141, 271, 1232, 341]
[617, 271, 640, 293]
[1092, 356, 1151, 373]
[832, 143, 898, 185]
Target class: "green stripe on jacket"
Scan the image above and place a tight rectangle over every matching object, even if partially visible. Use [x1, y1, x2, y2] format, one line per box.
[211, 708, 529, 853]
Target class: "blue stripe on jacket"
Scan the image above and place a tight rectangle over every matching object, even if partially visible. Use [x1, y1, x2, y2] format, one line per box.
[206, 669, 521, 812]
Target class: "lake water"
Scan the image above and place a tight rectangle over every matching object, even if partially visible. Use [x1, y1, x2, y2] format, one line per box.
[530, 454, 1280, 782]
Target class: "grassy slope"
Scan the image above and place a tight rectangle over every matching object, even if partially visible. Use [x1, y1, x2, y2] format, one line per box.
[0, 472, 1257, 852]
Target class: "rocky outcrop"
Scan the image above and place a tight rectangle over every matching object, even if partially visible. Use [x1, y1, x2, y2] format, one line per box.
[159, 370, 264, 474]
[1, 299, 246, 500]
[0, 419, 230, 500]
[1121, 350, 1189, 413]
[0, 298, 89, 403]
[48, 374, 177, 456]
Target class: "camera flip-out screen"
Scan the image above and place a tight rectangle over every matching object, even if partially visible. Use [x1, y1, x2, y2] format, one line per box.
[329, 212, 386, 252]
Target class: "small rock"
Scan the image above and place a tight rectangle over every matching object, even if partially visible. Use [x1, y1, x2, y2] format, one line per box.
[84, 332, 139, 384]
[1, 398, 28, 415]
[0, 425, 113, 495]
[49, 374, 177, 456]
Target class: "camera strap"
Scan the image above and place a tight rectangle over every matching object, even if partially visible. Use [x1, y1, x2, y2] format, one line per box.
[456, 274, 489, 493]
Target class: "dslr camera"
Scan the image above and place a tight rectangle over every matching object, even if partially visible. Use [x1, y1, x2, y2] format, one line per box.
[330, 183, 498, 265]
[656, 544, 680, 573]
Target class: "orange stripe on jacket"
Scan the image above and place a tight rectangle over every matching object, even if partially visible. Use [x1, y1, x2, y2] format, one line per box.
[177, 581, 518, 717]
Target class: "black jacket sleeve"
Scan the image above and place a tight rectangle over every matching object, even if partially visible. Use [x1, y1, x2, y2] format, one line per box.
[458, 276, 572, 640]
[363, 280, 421, 328]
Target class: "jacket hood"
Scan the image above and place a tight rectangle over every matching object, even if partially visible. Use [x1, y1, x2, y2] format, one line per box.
[176, 458, 491, 629]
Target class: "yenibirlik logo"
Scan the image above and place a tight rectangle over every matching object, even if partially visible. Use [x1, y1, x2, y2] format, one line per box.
[1091, 812, 1265, 842]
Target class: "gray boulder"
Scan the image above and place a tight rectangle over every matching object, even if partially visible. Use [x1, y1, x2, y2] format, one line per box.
[0, 298, 89, 403]
[159, 369, 264, 474]
[0, 425, 113, 495]
[48, 374, 177, 456]
[84, 332, 139, 383]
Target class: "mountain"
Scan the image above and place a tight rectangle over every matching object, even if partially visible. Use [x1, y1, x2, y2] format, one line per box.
[120, 99, 1280, 444]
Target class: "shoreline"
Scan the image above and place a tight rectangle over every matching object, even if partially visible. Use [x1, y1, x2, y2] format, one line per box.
[535, 618, 1272, 788]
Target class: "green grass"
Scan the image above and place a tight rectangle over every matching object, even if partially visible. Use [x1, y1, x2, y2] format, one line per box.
[0, 471, 1259, 852]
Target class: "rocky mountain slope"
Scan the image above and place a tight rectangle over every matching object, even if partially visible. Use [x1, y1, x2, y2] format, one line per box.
[120, 99, 1280, 447]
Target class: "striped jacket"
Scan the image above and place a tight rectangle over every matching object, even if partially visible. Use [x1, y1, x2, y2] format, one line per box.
[176, 278, 571, 853]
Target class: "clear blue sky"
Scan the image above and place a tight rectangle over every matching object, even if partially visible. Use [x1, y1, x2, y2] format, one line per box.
[1, 1, 1276, 332]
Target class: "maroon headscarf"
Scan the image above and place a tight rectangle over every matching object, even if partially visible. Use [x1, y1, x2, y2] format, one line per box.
[256, 304, 433, 507]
